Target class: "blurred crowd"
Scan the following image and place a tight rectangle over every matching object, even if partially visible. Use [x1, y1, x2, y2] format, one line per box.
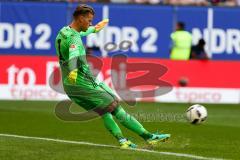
[14, 0, 240, 6]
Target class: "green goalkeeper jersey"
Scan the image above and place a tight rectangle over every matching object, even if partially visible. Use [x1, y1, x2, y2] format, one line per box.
[55, 25, 117, 111]
[55, 26, 96, 85]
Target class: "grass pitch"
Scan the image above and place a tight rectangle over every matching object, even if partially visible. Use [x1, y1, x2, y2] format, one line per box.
[0, 100, 239, 160]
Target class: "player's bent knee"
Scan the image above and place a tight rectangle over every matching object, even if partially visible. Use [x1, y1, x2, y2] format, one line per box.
[111, 104, 126, 116]
[107, 100, 119, 113]
[93, 100, 119, 116]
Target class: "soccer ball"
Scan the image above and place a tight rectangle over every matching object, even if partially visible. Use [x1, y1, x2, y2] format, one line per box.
[186, 104, 207, 124]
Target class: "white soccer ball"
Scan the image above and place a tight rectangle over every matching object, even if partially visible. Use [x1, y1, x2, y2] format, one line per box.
[186, 104, 207, 124]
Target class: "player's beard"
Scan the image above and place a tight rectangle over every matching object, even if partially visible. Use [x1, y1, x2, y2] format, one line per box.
[82, 25, 89, 32]
[79, 25, 87, 32]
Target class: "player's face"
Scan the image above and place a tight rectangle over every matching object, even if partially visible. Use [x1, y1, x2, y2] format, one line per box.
[78, 13, 94, 32]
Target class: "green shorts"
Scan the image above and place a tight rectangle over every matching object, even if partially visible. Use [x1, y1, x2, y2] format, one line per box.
[63, 74, 118, 112]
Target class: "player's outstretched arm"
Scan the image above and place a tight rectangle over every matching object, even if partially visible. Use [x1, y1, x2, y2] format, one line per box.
[80, 19, 109, 37]
[80, 26, 96, 37]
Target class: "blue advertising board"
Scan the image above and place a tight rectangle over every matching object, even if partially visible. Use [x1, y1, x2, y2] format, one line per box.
[211, 7, 240, 60]
[0, 2, 67, 55]
[0, 2, 240, 60]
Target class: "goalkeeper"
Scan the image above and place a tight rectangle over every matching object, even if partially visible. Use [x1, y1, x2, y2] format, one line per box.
[55, 4, 170, 149]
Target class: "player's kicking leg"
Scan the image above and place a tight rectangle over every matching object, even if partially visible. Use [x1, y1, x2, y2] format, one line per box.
[110, 105, 171, 147]
[103, 108, 170, 148]
[100, 102, 137, 149]
[94, 82, 171, 147]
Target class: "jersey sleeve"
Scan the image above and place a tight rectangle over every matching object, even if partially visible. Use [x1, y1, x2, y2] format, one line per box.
[68, 35, 83, 59]
[69, 43, 80, 59]
[79, 26, 95, 37]
[66, 36, 80, 73]
[67, 36, 88, 76]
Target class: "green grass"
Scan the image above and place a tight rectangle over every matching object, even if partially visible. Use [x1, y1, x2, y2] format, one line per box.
[0, 100, 240, 160]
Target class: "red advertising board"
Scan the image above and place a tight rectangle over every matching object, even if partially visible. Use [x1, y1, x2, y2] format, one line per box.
[0, 55, 239, 103]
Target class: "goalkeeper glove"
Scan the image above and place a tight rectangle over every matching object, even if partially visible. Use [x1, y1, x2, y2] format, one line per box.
[94, 19, 109, 33]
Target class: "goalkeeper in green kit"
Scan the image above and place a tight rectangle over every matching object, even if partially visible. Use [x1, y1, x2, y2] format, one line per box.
[55, 4, 170, 149]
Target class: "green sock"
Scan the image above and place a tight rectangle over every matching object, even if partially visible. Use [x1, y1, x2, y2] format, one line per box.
[102, 112, 124, 140]
[113, 106, 152, 140]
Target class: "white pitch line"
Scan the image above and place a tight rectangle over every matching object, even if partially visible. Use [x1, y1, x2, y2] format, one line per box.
[0, 133, 224, 160]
